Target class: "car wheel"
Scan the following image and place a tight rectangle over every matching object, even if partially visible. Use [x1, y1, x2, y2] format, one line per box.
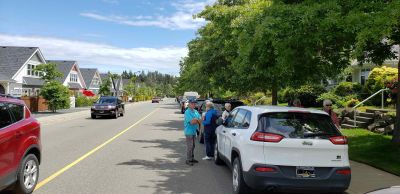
[214, 141, 224, 165]
[14, 154, 39, 194]
[232, 157, 250, 194]
[91, 114, 96, 119]
[120, 110, 124, 117]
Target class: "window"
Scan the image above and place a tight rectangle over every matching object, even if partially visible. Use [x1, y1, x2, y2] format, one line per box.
[8, 103, 24, 122]
[0, 103, 13, 129]
[70, 73, 78, 82]
[92, 77, 100, 86]
[226, 109, 238, 128]
[27, 64, 43, 77]
[243, 111, 251, 128]
[258, 112, 341, 139]
[232, 109, 246, 128]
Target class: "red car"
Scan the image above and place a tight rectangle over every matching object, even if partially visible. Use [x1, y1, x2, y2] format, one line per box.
[0, 95, 41, 193]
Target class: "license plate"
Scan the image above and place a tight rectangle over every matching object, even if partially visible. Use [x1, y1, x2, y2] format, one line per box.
[296, 166, 316, 178]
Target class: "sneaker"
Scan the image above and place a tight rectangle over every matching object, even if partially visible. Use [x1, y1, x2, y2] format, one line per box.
[185, 160, 193, 166]
[191, 159, 199, 163]
[202, 156, 211, 160]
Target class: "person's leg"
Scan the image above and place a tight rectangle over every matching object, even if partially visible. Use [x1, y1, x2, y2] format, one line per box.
[191, 135, 196, 159]
[209, 132, 216, 157]
[186, 136, 194, 165]
[204, 131, 212, 157]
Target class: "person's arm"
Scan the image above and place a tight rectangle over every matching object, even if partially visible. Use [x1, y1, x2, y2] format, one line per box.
[202, 111, 212, 125]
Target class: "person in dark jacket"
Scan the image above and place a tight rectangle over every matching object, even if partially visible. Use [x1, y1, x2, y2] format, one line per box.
[202, 101, 218, 160]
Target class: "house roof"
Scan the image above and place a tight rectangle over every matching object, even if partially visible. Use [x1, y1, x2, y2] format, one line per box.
[0, 46, 39, 80]
[80, 68, 97, 88]
[68, 82, 82, 89]
[0, 73, 11, 81]
[23, 77, 44, 86]
[99, 73, 109, 81]
[46, 60, 76, 82]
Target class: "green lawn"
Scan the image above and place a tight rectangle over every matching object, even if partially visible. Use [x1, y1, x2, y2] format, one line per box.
[341, 129, 400, 176]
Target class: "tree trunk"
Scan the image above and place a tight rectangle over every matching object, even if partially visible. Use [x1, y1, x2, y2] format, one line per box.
[392, 55, 400, 144]
[272, 82, 278, 105]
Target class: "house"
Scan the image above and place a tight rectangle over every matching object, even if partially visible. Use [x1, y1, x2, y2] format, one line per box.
[0, 46, 47, 96]
[350, 45, 399, 85]
[80, 68, 102, 95]
[99, 73, 124, 96]
[46, 60, 86, 95]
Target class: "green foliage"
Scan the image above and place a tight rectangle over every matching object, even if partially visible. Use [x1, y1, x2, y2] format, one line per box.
[76, 96, 97, 107]
[334, 82, 362, 97]
[99, 77, 111, 96]
[34, 63, 63, 83]
[364, 66, 398, 106]
[281, 84, 326, 107]
[40, 81, 70, 112]
[317, 92, 345, 108]
[345, 98, 360, 108]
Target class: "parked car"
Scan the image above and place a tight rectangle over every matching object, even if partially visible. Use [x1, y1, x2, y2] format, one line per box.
[0, 94, 41, 193]
[91, 96, 125, 119]
[151, 97, 160, 103]
[214, 106, 351, 193]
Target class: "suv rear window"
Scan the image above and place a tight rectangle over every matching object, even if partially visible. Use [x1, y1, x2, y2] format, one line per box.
[0, 103, 13, 129]
[258, 112, 341, 139]
[8, 103, 24, 122]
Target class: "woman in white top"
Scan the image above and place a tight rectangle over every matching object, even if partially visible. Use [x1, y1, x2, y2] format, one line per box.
[221, 103, 232, 122]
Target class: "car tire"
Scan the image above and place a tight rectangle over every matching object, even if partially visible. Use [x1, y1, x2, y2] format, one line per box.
[14, 154, 39, 194]
[214, 141, 224, 165]
[120, 110, 124, 117]
[91, 114, 96, 119]
[232, 157, 251, 194]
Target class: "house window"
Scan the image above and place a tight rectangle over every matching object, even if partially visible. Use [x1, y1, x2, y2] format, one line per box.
[70, 73, 78, 82]
[361, 75, 366, 85]
[92, 77, 100, 87]
[27, 64, 43, 77]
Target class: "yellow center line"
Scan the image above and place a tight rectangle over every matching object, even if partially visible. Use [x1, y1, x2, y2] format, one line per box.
[34, 108, 159, 191]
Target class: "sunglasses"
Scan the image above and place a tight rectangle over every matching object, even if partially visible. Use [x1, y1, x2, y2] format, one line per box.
[325, 104, 332, 107]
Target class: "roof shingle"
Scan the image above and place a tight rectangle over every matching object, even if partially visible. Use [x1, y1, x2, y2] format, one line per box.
[0, 46, 39, 80]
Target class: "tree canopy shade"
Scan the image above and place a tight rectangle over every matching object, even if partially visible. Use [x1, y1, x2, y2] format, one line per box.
[177, 0, 400, 143]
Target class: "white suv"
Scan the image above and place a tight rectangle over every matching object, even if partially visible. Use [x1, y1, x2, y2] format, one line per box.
[214, 106, 351, 194]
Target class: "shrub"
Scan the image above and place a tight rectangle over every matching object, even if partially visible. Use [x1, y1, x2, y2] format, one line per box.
[334, 82, 362, 97]
[40, 81, 70, 112]
[345, 98, 360, 108]
[317, 92, 345, 108]
[364, 66, 398, 106]
[76, 96, 97, 107]
[295, 84, 327, 107]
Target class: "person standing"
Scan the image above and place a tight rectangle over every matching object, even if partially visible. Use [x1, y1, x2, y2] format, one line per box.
[323, 99, 340, 129]
[184, 99, 201, 166]
[221, 103, 232, 122]
[202, 101, 218, 160]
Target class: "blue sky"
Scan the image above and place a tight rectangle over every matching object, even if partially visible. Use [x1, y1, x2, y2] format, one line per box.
[0, 0, 214, 75]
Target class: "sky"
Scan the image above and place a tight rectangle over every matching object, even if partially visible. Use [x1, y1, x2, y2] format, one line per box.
[0, 0, 215, 75]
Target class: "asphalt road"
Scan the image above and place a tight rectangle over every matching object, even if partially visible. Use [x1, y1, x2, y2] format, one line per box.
[2, 99, 399, 194]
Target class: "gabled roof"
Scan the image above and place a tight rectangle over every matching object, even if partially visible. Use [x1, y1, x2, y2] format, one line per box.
[46, 60, 76, 82]
[0, 46, 39, 80]
[80, 68, 98, 87]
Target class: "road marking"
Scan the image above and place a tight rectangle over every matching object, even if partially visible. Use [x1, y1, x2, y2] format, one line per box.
[34, 108, 159, 191]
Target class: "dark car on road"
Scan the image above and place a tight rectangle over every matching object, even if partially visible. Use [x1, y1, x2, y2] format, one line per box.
[91, 96, 125, 119]
[0, 95, 41, 194]
[151, 97, 160, 103]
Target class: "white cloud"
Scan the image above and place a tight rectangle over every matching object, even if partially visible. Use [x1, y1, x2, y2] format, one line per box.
[81, 0, 216, 30]
[0, 34, 187, 75]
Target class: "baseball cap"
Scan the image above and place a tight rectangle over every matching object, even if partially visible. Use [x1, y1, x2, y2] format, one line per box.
[188, 98, 197, 103]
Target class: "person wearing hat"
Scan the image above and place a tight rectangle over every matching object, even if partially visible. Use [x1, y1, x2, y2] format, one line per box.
[184, 98, 201, 166]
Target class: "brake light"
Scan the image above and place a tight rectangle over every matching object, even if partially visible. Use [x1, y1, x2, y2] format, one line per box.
[329, 136, 348, 145]
[251, 132, 284, 143]
[336, 169, 351, 175]
[255, 167, 276, 172]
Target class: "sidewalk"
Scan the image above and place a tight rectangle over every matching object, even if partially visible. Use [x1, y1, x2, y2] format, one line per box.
[32, 107, 90, 119]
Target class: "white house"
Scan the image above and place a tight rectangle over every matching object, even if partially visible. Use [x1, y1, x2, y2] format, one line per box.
[0, 46, 47, 96]
[46, 60, 86, 94]
[80, 68, 102, 94]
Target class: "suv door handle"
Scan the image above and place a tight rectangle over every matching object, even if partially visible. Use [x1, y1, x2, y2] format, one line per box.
[232, 132, 236, 136]
[222, 130, 226, 133]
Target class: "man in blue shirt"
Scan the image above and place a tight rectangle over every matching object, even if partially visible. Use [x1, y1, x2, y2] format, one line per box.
[184, 98, 201, 166]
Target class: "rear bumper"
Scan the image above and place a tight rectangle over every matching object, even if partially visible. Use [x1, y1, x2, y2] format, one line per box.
[243, 164, 351, 192]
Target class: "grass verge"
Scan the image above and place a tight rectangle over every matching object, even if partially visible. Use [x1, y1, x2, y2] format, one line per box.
[341, 129, 400, 176]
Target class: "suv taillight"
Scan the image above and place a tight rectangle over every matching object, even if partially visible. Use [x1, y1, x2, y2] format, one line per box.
[251, 132, 284, 143]
[329, 136, 348, 145]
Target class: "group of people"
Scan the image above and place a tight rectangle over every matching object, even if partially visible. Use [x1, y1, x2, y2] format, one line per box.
[183, 98, 340, 166]
[183, 99, 232, 166]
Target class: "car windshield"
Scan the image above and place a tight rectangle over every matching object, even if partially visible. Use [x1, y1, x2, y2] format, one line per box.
[258, 112, 341, 139]
[97, 98, 116, 104]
